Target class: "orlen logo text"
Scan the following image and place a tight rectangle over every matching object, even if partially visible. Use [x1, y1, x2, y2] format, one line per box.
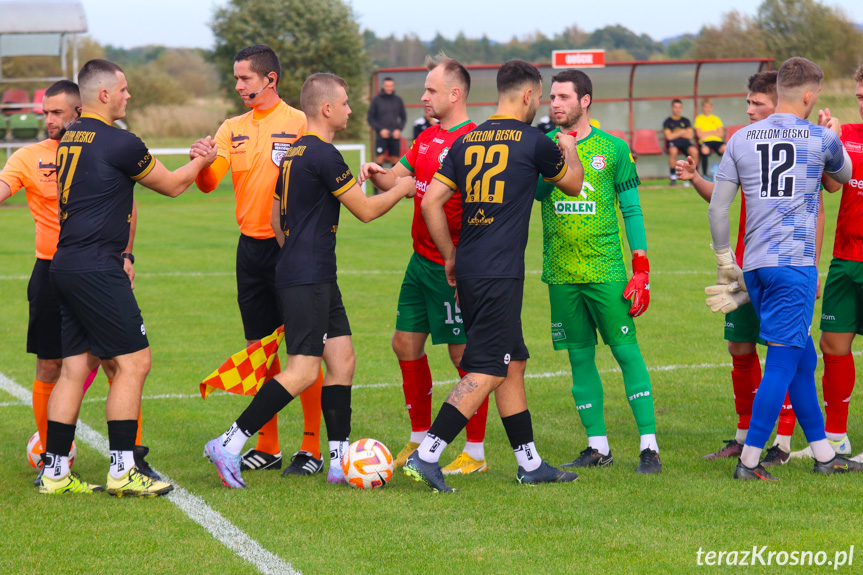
[555, 201, 596, 215]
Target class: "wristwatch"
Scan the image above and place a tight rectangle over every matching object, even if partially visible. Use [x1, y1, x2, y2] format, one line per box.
[122, 253, 135, 264]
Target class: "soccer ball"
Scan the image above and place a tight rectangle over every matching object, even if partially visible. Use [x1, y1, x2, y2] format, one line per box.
[341, 438, 394, 489]
[27, 431, 76, 470]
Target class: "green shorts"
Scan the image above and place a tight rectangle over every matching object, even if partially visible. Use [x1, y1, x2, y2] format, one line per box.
[395, 252, 466, 345]
[820, 258, 863, 335]
[548, 282, 636, 349]
[723, 301, 763, 344]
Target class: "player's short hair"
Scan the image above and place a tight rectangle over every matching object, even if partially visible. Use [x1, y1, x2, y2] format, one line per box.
[382, 77, 394, 83]
[747, 71, 778, 100]
[551, 69, 592, 109]
[234, 44, 281, 87]
[426, 53, 471, 98]
[701, 97, 712, 106]
[44, 80, 81, 105]
[777, 57, 823, 91]
[854, 64, 863, 84]
[78, 59, 124, 97]
[300, 73, 349, 118]
[497, 59, 542, 96]
[671, 98, 683, 106]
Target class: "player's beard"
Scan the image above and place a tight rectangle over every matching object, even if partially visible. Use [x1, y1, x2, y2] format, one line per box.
[525, 98, 539, 125]
[558, 104, 583, 132]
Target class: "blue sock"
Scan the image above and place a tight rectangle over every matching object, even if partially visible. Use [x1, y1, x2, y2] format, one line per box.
[745, 345, 802, 449]
[787, 338, 827, 443]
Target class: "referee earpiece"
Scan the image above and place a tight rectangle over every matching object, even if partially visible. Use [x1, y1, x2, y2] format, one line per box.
[249, 76, 274, 100]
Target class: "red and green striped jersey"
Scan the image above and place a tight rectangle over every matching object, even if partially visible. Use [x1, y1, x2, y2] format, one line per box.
[399, 120, 475, 265]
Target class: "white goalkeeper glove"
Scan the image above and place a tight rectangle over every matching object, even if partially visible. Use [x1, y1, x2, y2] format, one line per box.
[705, 282, 751, 313]
[712, 245, 747, 291]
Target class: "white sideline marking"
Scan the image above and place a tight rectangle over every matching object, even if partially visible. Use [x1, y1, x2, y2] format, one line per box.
[0, 371, 299, 575]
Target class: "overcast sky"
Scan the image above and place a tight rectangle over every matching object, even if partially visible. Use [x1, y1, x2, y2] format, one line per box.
[76, 0, 863, 49]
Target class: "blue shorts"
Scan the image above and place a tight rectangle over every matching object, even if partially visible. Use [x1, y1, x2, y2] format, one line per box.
[743, 266, 817, 348]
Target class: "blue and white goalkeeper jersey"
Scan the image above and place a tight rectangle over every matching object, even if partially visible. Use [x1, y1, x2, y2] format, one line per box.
[715, 112, 845, 271]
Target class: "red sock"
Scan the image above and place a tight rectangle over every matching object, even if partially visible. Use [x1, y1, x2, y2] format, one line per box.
[776, 392, 797, 436]
[458, 367, 490, 443]
[399, 355, 433, 432]
[823, 352, 855, 435]
[254, 357, 281, 454]
[731, 352, 760, 429]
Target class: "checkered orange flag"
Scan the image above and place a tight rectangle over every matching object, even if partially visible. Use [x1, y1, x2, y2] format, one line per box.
[199, 325, 284, 399]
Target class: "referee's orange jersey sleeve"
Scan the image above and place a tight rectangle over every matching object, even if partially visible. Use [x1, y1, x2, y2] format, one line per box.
[0, 139, 61, 259]
[204, 100, 306, 239]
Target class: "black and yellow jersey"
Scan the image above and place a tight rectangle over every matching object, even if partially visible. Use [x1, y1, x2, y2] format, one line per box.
[52, 113, 154, 273]
[434, 115, 566, 280]
[272, 133, 356, 288]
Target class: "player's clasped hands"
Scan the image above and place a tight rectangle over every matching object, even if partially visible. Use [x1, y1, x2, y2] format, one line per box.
[817, 108, 841, 136]
[358, 162, 387, 185]
[189, 136, 218, 165]
[394, 175, 417, 198]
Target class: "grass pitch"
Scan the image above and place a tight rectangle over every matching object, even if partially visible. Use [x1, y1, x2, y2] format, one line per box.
[1, 154, 861, 574]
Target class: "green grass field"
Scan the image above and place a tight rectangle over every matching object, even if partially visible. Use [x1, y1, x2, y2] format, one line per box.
[1, 154, 862, 574]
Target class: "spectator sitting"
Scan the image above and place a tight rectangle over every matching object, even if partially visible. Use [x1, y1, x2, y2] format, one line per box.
[663, 99, 699, 186]
[694, 98, 726, 179]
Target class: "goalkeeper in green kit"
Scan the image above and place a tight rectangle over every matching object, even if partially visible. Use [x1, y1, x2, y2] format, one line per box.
[536, 70, 660, 473]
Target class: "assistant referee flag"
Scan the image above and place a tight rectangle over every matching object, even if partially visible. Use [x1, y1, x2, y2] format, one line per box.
[199, 326, 284, 398]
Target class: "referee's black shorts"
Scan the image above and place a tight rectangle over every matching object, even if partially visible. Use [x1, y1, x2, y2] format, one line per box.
[278, 282, 352, 357]
[27, 258, 62, 360]
[456, 277, 529, 378]
[236, 234, 282, 341]
[50, 267, 149, 359]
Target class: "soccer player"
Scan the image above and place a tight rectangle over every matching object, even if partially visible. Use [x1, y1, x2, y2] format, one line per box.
[791, 64, 863, 462]
[406, 60, 585, 492]
[678, 72, 834, 466]
[536, 69, 660, 474]
[40, 59, 217, 495]
[203, 73, 417, 489]
[707, 57, 858, 480]
[194, 44, 325, 475]
[0, 80, 158, 485]
[359, 55, 491, 475]
[663, 99, 698, 185]
[694, 98, 726, 177]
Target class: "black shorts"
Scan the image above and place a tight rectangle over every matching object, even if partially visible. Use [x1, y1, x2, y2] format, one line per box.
[700, 140, 725, 154]
[27, 258, 63, 360]
[278, 282, 352, 357]
[50, 267, 149, 359]
[236, 234, 282, 341]
[375, 135, 401, 159]
[456, 277, 530, 378]
[666, 137, 693, 151]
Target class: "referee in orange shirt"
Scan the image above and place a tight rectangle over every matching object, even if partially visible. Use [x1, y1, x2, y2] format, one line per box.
[194, 45, 324, 475]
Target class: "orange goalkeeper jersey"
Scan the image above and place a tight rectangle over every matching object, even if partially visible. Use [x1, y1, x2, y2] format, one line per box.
[0, 139, 61, 259]
[197, 100, 306, 239]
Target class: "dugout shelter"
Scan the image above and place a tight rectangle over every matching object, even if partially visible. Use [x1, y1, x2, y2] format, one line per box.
[371, 58, 773, 179]
[0, 1, 88, 144]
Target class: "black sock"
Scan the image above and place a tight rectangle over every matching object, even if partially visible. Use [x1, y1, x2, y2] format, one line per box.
[45, 420, 76, 456]
[428, 402, 469, 445]
[107, 419, 138, 452]
[235, 378, 293, 436]
[501, 410, 534, 449]
[321, 385, 352, 442]
[701, 154, 709, 175]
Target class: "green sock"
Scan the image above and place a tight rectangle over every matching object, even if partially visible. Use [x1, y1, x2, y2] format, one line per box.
[611, 343, 656, 435]
[567, 346, 606, 437]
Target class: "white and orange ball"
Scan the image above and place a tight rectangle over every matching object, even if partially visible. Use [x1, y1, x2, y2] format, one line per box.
[27, 431, 76, 470]
[341, 438, 394, 489]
